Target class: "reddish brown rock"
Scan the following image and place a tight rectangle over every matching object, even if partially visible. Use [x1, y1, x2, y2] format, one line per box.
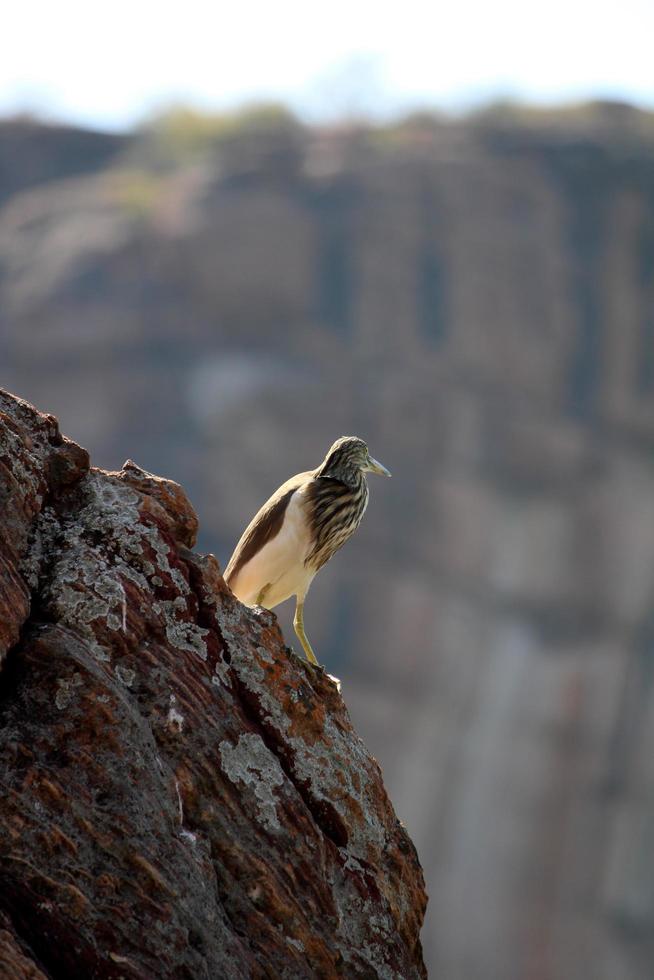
[0, 388, 427, 979]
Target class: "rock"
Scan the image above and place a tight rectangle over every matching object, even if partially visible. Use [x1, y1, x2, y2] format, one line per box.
[0, 388, 427, 979]
[0, 118, 126, 205]
[0, 912, 48, 980]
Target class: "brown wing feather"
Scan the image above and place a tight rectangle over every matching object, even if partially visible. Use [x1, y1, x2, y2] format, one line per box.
[224, 471, 311, 586]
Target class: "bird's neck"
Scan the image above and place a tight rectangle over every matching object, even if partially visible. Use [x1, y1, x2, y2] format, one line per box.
[316, 461, 365, 489]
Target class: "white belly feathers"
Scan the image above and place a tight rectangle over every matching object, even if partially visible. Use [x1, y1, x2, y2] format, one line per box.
[228, 486, 316, 609]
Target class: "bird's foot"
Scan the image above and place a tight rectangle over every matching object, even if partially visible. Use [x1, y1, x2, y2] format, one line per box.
[308, 660, 342, 692]
[292, 651, 341, 692]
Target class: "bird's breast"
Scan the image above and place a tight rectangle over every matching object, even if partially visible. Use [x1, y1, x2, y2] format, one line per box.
[305, 478, 369, 571]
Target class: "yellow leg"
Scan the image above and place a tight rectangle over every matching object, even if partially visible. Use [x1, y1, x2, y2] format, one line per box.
[293, 599, 319, 666]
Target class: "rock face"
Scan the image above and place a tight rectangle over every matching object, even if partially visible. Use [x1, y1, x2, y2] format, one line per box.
[0, 119, 126, 205]
[0, 388, 427, 980]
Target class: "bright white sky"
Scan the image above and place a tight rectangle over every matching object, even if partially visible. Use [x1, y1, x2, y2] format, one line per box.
[2, 0, 654, 131]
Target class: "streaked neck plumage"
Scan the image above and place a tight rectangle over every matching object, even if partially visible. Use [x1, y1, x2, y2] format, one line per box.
[316, 453, 366, 489]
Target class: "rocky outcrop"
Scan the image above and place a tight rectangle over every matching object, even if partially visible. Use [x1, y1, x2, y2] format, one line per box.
[0, 388, 427, 979]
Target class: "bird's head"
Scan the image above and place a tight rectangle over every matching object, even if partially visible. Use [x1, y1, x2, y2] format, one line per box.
[319, 436, 391, 483]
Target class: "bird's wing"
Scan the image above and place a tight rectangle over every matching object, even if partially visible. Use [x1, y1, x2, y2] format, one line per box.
[224, 471, 312, 587]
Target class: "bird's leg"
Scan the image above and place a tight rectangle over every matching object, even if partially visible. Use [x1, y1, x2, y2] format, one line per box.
[293, 599, 319, 665]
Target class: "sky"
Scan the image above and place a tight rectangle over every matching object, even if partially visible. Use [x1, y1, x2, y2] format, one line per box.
[2, 0, 654, 131]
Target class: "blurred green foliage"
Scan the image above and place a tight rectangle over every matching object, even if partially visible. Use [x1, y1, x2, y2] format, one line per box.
[133, 103, 303, 170]
[110, 170, 165, 218]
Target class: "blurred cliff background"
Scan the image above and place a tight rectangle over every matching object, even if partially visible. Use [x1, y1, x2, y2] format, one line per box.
[2, 3, 654, 977]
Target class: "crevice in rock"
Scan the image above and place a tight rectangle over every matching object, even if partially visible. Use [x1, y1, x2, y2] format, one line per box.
[0, 450, 86, 702]
[0, 628, 31, 724]
[0, 515, 68, 713]
[229, 665, 350, 851]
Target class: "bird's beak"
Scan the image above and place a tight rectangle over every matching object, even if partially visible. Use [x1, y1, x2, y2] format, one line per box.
[365, 455, 391, 477]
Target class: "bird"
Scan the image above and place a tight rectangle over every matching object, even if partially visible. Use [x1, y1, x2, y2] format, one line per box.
[224, 436, 391, 667]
